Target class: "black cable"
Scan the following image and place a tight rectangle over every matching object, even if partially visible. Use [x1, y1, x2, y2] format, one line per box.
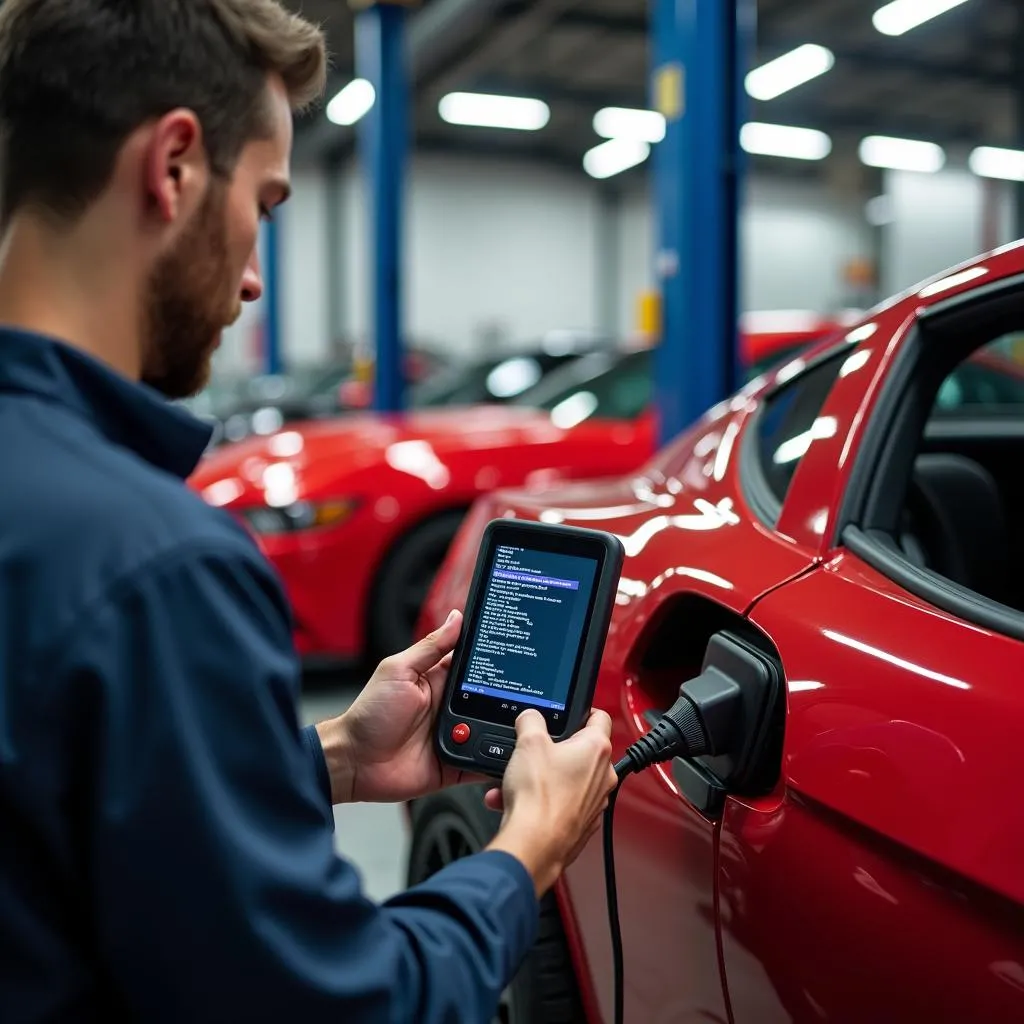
[601, 691, 716, 1024]
[603, 765, 628, 1024]
[601, 674, 739, 1024]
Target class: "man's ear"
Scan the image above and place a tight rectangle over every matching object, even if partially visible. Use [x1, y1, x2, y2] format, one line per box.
[144, 109, 208, 224]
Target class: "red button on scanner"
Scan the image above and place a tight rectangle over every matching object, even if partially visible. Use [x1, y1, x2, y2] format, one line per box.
[451, 723, 471, 745]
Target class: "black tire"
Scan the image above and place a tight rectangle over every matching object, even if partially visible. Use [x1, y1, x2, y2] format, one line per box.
[406, 787, 586, 1024]
[370, 510, 465, 660]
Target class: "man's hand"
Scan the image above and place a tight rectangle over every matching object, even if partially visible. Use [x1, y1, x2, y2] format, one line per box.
[316, 610, 483, 804]
[485, 708, 617, 897]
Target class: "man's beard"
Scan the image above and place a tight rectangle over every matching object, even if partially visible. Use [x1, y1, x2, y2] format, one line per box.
[141, 181, 242, 399]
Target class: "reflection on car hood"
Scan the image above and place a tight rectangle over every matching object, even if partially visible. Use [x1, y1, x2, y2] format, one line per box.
[189, 404, 624, 501]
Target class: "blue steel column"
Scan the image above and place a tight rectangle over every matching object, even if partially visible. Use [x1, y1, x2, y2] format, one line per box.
[650, 0, 752, 446]
[356, 3, 408, 413]
[262, 211, 283, 376]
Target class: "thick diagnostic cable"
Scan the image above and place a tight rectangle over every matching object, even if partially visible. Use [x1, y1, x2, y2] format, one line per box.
[602, 675, 739, 1024]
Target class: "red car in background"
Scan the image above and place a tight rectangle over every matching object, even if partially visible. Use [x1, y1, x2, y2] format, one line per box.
[407, 248, 1024, 1023]
[189, 317, 839, 663]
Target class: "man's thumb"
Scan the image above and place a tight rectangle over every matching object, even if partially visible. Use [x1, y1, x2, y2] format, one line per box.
[400, 609, 462, 674]
[515, 708, 547, 739]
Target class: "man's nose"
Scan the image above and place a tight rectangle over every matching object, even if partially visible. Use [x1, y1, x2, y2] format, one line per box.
[241, 249, 263, 304]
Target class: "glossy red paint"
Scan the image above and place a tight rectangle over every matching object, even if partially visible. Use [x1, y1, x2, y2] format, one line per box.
[190, 404, 653, 658]
[188, 325, 829, 660]
[416, 242, 1024, 1021]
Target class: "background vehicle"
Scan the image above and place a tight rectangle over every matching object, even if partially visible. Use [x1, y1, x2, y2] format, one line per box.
[408, 248, 1024, 1023]
[199, 345, 450, 447]
[189, 321, 838, 663]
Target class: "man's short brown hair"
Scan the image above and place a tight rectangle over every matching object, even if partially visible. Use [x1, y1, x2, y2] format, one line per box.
[0, 0, 327, 225]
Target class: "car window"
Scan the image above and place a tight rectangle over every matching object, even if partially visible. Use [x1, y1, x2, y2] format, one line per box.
[745, 341, 811, 382]
[529, 349, 652, 425]
[755, 354, 846, 504]
[930, 333, 1024, 417]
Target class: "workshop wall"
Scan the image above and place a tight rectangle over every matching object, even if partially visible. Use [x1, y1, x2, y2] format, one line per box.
[882, 168, 1016, 295]
[342, 156, 601, 358]
[337, 159, 875, 358]
[217, 158, 1015, 375]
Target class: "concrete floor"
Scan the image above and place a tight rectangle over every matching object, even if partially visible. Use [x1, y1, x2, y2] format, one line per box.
[300, 683, 409, 903]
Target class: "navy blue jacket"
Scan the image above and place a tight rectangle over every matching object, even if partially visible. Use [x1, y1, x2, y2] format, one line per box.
[0, 329, 538, 1022]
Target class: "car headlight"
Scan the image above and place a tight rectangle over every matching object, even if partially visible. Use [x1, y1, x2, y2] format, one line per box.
[237, 499, 358, 535]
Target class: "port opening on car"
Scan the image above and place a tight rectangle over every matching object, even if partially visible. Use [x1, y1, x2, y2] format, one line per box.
[626, 593, 786, 800]
[840, 274, 1024, 640]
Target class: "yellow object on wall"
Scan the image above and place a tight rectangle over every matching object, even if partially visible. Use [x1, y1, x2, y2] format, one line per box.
[636, 290, 661, 347]
[652, 62, 685, 121]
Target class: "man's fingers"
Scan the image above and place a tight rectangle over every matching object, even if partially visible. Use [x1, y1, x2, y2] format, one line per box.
[514, 708, 548, 742]
[584, 707, 613, 739]
[483, 787, 504, 812]
[425, 651, 454, 692]
[392, 609, 462, 677]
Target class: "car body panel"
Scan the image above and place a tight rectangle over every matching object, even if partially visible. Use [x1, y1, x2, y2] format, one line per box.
[727, 558, 1024, 1022]
[421, 398, 820, 1024]
[191, 406, 653, 657]
[414, 244, 1024, 1022]
[191, 324, 832, 660]
[769, 308, 914, 552]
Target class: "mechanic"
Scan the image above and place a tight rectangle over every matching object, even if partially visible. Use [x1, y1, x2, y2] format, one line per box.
[0, 1, 618, 1021]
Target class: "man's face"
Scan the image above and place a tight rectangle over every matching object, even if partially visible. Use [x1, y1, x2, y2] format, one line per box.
[141, 79, 293, 399]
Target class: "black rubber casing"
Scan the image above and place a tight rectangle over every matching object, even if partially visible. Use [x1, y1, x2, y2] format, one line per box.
[435, 518, 624, 778]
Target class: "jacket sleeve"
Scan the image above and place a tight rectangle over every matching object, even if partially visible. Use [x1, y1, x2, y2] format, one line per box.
[50, 537, 539, 1023]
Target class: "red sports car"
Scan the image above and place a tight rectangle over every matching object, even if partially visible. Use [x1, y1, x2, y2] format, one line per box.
[189, 321, 836, 663]
[408, 247, 1024, 1023]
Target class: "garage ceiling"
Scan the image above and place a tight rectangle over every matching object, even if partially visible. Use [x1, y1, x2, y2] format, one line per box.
[287, 0, 1023, 180]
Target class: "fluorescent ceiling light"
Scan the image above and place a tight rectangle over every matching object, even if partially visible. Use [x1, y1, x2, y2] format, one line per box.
[872, 0, 970, 36]
[740, 122, 831, 160]
[438, 92, 549, 130]
[326, 79, 375, 126]
[593, 107, 666, 143]
[859, 135, 945, 172]
[745, 44, 834, 101]
[582, 139, 651, 179]
[969, 146, 1024, 182]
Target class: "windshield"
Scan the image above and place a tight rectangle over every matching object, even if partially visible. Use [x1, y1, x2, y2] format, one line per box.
[516, 349, 652, 426]
[411, 354, 547, 407]
[744, 341, 814, 381]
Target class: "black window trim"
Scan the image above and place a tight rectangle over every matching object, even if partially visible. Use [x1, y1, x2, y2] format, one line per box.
[835, 270, 1024, 641]
[739, 340, 857, 530]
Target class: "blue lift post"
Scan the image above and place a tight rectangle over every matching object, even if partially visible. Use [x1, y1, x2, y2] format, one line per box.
[650, 0, 753, 447]
[356, 1, 409, 413]
[262, 210, 283, 376]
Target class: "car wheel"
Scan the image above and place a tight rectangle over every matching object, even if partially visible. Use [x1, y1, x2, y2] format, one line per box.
[407, 787, 586, 1024]
[370, 510, 465, 659]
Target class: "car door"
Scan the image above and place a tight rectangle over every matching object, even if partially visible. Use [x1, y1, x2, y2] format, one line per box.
[722, 294, 1024, 1022]
[554, 348, 853, 1024]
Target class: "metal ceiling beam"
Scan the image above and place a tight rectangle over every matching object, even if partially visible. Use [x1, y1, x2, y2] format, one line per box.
[490, 10, 1014, 91]
[420, 0, 587, 99]
[295, 0, 513, 162]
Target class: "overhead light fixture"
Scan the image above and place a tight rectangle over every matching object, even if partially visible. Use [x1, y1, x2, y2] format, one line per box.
[872, 0, 971, 36]
[438, 92, 550, 130]
[593, 107, 666, 144]
[859, 135, 946, 173]
[745, 44, 835, 101]
[582, 138, 651, 179]
[326, 78, 375, 126]
[740, 122, 832, 160]
[969, 146, 1024, 182]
